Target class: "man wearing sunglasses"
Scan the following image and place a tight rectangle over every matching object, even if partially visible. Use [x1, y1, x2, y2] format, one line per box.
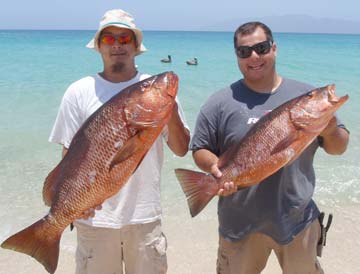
[190, 22, 349, 274]
[49, 9, 190, 274]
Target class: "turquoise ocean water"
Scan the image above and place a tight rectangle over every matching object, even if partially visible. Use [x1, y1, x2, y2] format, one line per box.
[0, 30, 359, 241]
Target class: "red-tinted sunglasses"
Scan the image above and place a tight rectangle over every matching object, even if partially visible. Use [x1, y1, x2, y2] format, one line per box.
[100, 33, 133, 45]
[236, 40, 273, 58]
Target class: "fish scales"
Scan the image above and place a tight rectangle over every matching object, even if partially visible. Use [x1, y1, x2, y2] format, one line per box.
[220, 107, 294, 186]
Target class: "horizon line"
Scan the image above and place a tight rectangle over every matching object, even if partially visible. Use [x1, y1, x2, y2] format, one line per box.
[1, 28, 360, 35]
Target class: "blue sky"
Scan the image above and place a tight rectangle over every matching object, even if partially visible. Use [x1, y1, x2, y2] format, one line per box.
[1, 0, 360, 32]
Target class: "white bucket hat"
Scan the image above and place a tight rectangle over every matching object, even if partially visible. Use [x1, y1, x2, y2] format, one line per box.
[86, 9, 147, 55]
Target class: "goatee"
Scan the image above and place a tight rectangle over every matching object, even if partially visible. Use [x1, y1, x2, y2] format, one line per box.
[111, 63, 125, 73]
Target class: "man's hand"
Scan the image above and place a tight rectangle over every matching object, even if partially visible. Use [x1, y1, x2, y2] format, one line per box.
[210, 164, 237, 197]
[319, 116, 349, 155]
[320, 116, 338, 137]
[80, 205, 102, 219]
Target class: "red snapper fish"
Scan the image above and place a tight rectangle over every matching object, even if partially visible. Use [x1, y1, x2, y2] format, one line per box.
[1, 71, 179, 273]
[175, 84, 348, 217]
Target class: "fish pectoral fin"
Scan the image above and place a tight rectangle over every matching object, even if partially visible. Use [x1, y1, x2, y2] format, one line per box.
[109, 148, 148, 185]
[109, 132, 145, 171]
[271, 133, 299, 155]
[43, 164, 62, 206]
[132, 153, 147, 173]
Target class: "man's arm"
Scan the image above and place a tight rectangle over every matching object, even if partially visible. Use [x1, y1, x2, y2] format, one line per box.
[192, 149, 219, 174]
[319, 117, 349, 155]
[166, 103, 190, 157]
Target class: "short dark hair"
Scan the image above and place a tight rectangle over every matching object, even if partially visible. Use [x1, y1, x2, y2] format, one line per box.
[233, 21, 274, 49]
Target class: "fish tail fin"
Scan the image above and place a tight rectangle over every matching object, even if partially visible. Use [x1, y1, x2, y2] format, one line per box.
[175, 168, 219, 217]
[1, 217, 62, 274]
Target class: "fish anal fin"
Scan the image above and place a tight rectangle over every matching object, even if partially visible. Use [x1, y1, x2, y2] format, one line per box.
[43, 165, 62, 206]
[271, 133, 299, 155]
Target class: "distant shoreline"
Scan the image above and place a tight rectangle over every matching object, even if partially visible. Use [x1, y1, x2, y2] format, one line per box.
[1, 29, 360, 36]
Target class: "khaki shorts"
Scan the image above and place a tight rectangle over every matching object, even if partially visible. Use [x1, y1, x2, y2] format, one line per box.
[75, 220, 167, 274]
[217, 219, 324, 274]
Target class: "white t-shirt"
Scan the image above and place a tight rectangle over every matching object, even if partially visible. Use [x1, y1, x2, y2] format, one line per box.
[49, 72, 188, 229]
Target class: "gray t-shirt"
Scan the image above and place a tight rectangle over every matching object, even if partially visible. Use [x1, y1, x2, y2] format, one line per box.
[190, 78, 322, 244]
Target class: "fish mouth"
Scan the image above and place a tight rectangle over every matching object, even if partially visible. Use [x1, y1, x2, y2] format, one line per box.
[327, 84, 349, 106]
[164, 72, 179, 97]
[327, 84, 338, 103]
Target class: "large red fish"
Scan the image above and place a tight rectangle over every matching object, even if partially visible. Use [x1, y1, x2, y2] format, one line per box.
[175, 84, 348, 217]
[1, 71, 178, 273]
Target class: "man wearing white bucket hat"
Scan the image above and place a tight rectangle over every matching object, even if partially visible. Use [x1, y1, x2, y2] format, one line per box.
[86, 9, 147, 55]
[49, 9, 190, 274]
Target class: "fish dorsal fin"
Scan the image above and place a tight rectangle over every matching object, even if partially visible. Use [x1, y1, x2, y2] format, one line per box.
[271, 132, 299, 155]
[109, 131, 145, 171]
[43, 164, 62, 206]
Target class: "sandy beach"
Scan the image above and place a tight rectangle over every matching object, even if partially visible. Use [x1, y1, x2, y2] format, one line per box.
[1, 203, 359, 274]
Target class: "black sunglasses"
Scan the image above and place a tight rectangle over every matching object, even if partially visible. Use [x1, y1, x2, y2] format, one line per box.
[235, 40, 273, 59]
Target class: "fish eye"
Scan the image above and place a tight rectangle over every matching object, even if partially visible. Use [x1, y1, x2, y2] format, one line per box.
[306, 91, 314, 97]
